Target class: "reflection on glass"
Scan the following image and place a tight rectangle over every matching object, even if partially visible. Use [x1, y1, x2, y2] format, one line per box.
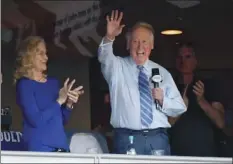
[151, 149, 165, 156]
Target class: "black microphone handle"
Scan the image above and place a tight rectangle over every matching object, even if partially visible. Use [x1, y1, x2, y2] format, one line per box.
[155, 100, 159, 109]
[153, 82, 159, 109]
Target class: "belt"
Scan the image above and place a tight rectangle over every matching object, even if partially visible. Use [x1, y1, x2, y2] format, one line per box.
[114, 128, 167, 136]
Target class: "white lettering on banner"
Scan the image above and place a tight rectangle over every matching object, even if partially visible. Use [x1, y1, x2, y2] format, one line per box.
[35, 1, 102, 57]
[1, 131, 22, 143]
[1, 107, 11, 115]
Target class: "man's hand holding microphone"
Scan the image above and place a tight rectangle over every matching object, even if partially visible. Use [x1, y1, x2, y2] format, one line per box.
[151, 68, 163, 108]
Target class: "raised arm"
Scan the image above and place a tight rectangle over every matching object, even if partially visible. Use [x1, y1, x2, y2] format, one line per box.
[98, 10, 125, 83]
[61, 105, 72, 125]
[17, 78, 75, 127]
[61, 85, 84, 125]
[193, 80, 225, 129]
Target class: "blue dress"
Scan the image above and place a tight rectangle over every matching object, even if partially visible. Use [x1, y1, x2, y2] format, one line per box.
[16, 77, 71, 152]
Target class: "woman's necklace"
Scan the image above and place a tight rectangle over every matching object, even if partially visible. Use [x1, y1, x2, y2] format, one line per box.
[39, 76, 46, 82]
[36, 75, 45, 82]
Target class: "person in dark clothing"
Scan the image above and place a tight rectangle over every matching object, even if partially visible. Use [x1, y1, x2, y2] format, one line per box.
[94, 91, 113, 132]
[212, 77, 233, 157]
[169, 43, 225, 157]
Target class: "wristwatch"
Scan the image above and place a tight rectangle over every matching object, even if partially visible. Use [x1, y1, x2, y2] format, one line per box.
[67, 104, 74, 110]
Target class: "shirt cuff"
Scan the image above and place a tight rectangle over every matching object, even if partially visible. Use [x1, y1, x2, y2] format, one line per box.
[62, 104, 73, 111]
[159, 90, 168, 113]
[55, 101, 62, 108]
[99, 37, 114, 47]
[65, 107, 73, 111]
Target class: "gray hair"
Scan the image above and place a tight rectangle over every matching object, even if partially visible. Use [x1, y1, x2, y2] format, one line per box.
[126, 22, 155, 42]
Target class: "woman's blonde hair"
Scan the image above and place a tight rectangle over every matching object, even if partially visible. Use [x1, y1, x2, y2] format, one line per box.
[14, 36, 46, 83]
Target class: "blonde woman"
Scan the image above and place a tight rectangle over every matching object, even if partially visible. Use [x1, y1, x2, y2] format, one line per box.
[14, 36, 84, 152]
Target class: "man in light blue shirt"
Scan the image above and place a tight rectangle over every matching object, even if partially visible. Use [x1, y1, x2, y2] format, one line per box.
[98, 10, 186, 155]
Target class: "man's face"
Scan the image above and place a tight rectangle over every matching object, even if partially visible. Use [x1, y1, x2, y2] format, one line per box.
[176, 46, 197, 74]
[128, 27, 154, 65]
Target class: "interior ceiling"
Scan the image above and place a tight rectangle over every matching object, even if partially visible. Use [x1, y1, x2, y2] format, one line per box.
[110, 0, 233, 42]
[1, 0, 233, 64]
[106, 0, 233, 60]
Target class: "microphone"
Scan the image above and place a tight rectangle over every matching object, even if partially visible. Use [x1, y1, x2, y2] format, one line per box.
[151, 68, 162, 109]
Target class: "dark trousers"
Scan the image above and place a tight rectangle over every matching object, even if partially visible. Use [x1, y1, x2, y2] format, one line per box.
[113, 128, 170, 155]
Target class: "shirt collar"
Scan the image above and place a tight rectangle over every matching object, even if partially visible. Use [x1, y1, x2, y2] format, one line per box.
[128, 56, 150, 72]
